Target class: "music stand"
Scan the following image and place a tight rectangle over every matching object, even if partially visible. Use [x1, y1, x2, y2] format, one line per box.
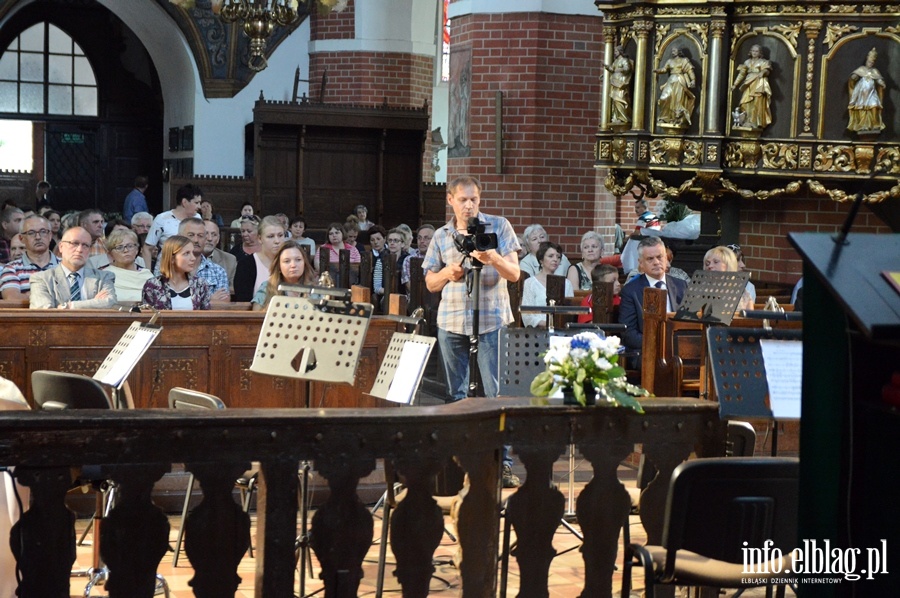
[249, 285, 373, 598]
[706, 326, 802, 456]
[519, 301, 590, 333]
[368, 332, 435, 405]
[674, 270, 750, 325]
[93, 316, 163, 408]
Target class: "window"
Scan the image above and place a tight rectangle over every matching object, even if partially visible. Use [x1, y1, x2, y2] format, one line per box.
[441, 0, 450, 83]
[0, 22, 98, 117]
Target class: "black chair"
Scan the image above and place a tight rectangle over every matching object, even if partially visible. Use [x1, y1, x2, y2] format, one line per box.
[623, 457, 799, 598]
[31, 370, 170, 597]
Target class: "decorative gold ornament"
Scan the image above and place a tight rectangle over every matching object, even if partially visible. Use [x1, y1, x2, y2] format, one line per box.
[761, 143, 800, 170]
[706, 143, 718, 163]
[814, 145, 857, 172]
[824, 23, 859, 48]
[771, 23, 802, 49]
[683, 140, 702, 165]
[828, 5, 858, 13]
[686, 23, 709, 51]
[799, 147, 813, 169]
[874, 147, 900, 174]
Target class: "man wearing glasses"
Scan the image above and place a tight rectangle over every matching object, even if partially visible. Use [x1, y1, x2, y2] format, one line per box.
[0, 216, 59, 300]
[29, 226, 116, 309]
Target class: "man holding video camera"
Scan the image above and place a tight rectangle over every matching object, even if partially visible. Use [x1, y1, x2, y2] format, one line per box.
[423, 175, 521, 487]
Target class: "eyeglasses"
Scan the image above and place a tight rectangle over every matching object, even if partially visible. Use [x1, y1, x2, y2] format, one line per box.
[726, 244, 741, 253]
[387, 238, 403, 244]
[112, 243, 139, 252]
[22, 229, 51, 238]
[60, 240, 92, 251]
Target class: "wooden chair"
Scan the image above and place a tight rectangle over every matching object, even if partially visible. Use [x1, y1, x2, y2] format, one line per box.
[623, 457, 799, 598]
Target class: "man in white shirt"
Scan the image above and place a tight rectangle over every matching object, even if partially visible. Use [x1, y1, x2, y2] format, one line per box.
[141, 184, 202, 268]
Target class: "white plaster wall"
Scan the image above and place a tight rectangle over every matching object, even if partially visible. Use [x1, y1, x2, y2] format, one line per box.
[311, 0, 435, 57]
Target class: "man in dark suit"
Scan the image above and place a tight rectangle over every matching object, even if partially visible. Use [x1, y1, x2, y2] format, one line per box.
[619, 236, 687, 352]
[29, 226, 116, 309]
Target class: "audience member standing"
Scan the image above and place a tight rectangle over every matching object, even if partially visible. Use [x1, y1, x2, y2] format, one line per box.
[142, 184, 202, 267]
[29, 226, 116, 309]
[122, 176, 149, 222]
[35, 181, 51, 209]
[0, 216, 59, 300]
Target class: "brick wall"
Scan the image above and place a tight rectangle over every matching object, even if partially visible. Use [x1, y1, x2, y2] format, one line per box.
[445, 12, 609, 258]
[310, 0, 355, 40]
[308, 52, 433, 108]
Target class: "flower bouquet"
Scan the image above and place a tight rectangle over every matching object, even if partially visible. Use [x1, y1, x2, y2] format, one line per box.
[529, 332, 648, 412]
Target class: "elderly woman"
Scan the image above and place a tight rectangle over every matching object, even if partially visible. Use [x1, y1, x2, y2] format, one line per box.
[142, 235, 211, 310]
[101, 228, 152, 303]
[703, 245, 753, 312]
[567, 231, 605, 291]
[234, 215, 285, 302]
[520, 224, 571, 278]
[229, 214, 261, 261]
[521, 241, 574, 328]
[251, 240, 318, 311]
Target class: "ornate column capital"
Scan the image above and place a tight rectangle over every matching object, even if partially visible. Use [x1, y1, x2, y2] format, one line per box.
[633, 21, 653, 38]
[804, 20, 823, 38]
[603, 25, 616, 39]
[710, 20, 727, 38]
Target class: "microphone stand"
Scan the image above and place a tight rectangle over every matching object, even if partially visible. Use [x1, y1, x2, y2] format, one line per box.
[468, 256, 484, 397]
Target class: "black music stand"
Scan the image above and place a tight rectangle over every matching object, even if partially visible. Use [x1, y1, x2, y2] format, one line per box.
[706, 326, 802, 456]
[674, 270, 750, 325]
[518, 301, 590, 334]
[249, 285, 374, 598]
[93, 316, 163, 409]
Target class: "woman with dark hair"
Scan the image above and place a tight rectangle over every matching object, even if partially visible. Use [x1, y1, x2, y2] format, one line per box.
[520, 241, 574, 327]
[141, 235, 211, 310]
[251, 240, 317, 310]
[315, 222, 361, 271]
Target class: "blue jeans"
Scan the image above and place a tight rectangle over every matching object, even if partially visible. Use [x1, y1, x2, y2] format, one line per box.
[437, 328, 511, 466]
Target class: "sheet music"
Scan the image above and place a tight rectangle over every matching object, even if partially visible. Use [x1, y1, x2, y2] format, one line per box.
[759, 339, 802, 420]
[385, 341, 431, 404]
[94, 324, 160, 388]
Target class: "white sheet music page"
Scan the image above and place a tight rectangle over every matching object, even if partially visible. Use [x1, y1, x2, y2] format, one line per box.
[94, 326, 159, 388]
[759, 339, 802, 419]
[385, 341, 431, 404]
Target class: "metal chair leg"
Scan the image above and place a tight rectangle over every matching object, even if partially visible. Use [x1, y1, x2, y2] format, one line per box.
[374, 500, 393, 597]
[172, 473, 195, 566]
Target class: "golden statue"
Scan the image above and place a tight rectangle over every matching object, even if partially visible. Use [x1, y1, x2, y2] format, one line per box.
[605, 45, 634, 125]
[732, 44, 773, 131]
[847, 48, 886, 134]
[655, 47, 696, 128]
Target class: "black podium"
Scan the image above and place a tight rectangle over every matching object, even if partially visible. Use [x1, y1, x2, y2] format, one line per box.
[789, 232, 900, 597]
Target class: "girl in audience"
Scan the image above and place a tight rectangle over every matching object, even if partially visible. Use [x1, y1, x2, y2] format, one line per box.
[290, 215, 316, 256]
[578, 264, 621, 324]
[727, 243, 756, 303]
[521, 241, 573, 327]
[45, 209, 61, 252]
[230, 202, 254, 228]
[520, 224, 571, 278]
[567, 231, 605, 291]
[142, 235, 211, 310]
[234, 216, 285, 302]
[103, 228, 152, 303]
[229, 214, 261, 261]
[703, 245, 753, 312]
[251, 240, 317, 310]
[316, 222, 361, 271]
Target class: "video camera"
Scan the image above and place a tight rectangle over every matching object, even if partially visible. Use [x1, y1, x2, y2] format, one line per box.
[454, 217, 498, 256]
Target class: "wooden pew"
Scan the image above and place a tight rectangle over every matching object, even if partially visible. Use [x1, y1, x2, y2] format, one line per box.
[0, 309, 399, 410]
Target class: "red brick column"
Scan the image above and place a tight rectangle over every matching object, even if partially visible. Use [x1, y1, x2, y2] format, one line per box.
[445, 9, 613, 256]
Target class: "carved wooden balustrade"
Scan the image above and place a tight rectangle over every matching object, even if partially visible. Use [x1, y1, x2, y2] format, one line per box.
[0, 397, 724, 598]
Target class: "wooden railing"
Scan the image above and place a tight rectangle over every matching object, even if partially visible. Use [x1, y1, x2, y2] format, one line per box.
[0, 397, 724, 598]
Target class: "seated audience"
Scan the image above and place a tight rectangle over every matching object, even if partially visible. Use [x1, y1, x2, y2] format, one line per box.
[0, 206, 24, 264]
[316, 222, 362, 271]
[230, 202, 254, 228]
[520, 224, 570, 278]
[202, 219, 237, 293]
[78, 209, 107, 257]
[200, 198, 225, 227]
[101, 228, 152, 304]
[368, 225, 387, 302]
[619, 236, 687, 352]
[0, 216, 59, 300]
[727, 243, 756, 303]
[130, 212, 153, 236]
[234, 216, 286, 302]
[8, 234, 24, 263]
[251, 240, 318, 310]
[521, 241, 573, 328]
[395, 223, 414, 252]
[29, 226, 117, 309]
[229, 214, 261, 261]
[702, 245, 754, 312]
[567, 231, 605, 291]
[289, 215, 316, 256]
[665, 244, 691, 282]
[385, 228, 410, 296]
[401, 224, 435, 286]
[143, 184, 202, 267]
[343, 221, 365, 254]
[44, 209, 61, 252]
[354, 204, 374, 231]
[141, 235, 211, 311]
[177, 218, 230, 303]
[578, 264, 621, 324]
[90, 219, 133, 269]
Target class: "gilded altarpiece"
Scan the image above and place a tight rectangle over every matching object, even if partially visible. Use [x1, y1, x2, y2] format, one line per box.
[595, 1, 900, 207]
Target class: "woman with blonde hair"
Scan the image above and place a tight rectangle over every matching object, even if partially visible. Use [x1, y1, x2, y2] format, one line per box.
[703, 245, 753, 312]
[251, 240, 317, 310]
[141, 235, 211, 310]
[102, 228, 152, 303]
[520, 224, 570, 278]
[234, 215, 286, 301]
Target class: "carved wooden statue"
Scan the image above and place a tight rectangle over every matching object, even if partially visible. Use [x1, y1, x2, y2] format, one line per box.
[847, 48, 886, 134]
[655, 47, 696, 128]
[605, 45, 634, 125]
[732, 44, 773, 131]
